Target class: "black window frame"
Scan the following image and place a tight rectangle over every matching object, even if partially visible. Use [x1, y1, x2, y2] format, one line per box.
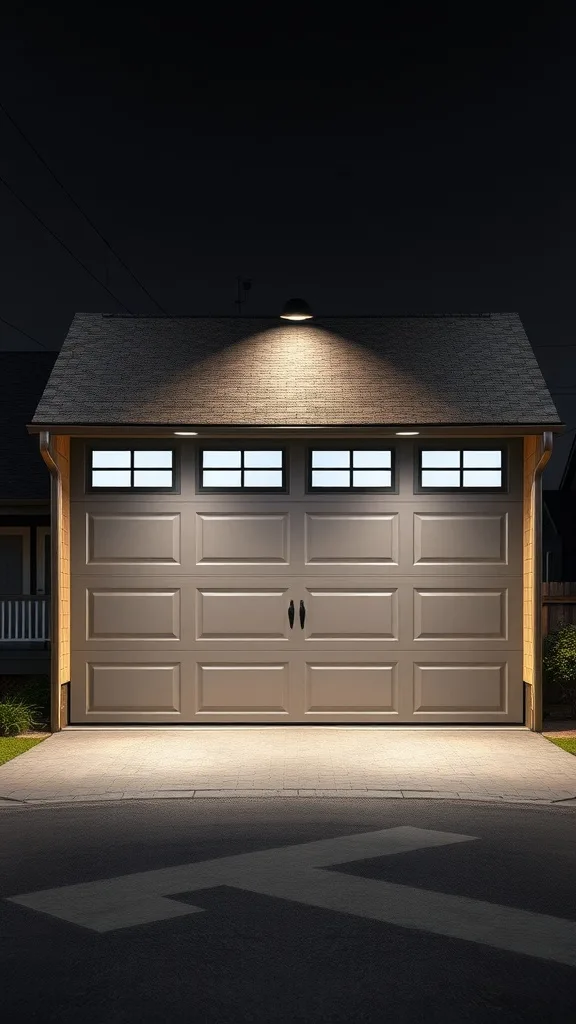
[86, 441, 179, 494]
[198, 444, 288, 493]
[416, 442, 507, 493]
[306, 445, 397, 494]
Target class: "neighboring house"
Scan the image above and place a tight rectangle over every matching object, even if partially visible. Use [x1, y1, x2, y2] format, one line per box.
[29, 309, 561, 732]
[0, 352, 56, 674]
[543, 436, 576, 581]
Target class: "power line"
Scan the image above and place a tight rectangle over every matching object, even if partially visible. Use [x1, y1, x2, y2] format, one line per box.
[0, 171, 133, 312]
[0, 100, 168, 314]
[0, 313, 50, 349]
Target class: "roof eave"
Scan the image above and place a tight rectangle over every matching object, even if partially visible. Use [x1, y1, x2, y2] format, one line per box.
[27, 421, 565, 437]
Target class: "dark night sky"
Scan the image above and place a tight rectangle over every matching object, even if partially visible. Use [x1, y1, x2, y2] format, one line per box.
[0, 8, 575, 483]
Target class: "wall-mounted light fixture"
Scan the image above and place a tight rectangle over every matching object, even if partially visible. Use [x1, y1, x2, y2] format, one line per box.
[174, 431, 198, 436]
[395, 431, 420, 436]
[280, 297, 314, 321]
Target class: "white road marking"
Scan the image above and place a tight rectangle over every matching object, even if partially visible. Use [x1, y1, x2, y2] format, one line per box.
[7, 826, 576, 967]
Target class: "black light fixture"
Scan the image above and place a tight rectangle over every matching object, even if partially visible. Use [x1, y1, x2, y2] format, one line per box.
[280, 297, 314, 321]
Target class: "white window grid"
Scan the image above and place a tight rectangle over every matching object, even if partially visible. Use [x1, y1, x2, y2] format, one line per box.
[309, 449, 393, 490]
[419, 448, 504, 489]
[200, 449, 286, 490]
[90, 449, 175, 489]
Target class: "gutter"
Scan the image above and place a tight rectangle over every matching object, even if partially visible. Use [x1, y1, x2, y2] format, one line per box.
[39, 431, 61, 733]
[533, 431, 554, 731]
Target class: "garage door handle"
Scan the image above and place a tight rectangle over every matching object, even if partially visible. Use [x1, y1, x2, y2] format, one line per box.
[288, 600, 295, 629]
[299, 599, 306, 629]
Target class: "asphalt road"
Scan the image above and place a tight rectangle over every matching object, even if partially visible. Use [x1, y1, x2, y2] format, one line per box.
[1, 798, 576, 1023]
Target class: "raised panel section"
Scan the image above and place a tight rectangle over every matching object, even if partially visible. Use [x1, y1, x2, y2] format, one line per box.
[197, 587, 290, 640]
[197, 663, 289, 713]
[87, 662, 181, 712]
[414, 588, 507, 640]
[304, 587, 398, 640]
[196, 514, 289, 564]
[87, 588, 180, 640]
[305, 514, 398, 565]
[413, 662, 507, 713]
[414, 513, 507, 565]
[86, 512, 180, 565]
[305, 663, 398, 713]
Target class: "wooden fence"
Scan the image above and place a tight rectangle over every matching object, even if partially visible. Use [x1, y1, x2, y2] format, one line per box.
[542, 582, 576, 636]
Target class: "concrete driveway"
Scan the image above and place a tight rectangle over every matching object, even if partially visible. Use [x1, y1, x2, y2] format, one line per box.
[2, 727, 576, 805]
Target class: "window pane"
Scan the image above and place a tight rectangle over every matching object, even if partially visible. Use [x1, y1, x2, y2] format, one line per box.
[244, 450, 283, 468]
[92, 450, 131, 468]
[421, 469, 461, 487]
[421, 450, 460, 468]
[92, 470, 131, 487]
[311, 469, 350, 487]
[203, 450, 242, 468]
[133, 450, 173, 468]
[311, 450, 350, 468]
[352, 450, 391, 468]
[352, 469, 391, 487]
[463, 450, 502, 468]
[133, 470, 173, 487]
[244, 470, 283, 487]
[202, 470, 242, 487]
[463, 470, 502, 488]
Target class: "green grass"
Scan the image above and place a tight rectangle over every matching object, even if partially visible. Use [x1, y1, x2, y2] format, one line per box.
[0, 737, 45, 766]
[547, 737, 576, 756]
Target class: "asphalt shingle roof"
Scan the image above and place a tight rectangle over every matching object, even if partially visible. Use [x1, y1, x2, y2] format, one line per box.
[0, 352, 56, 498]
[31, 313, 560, 427]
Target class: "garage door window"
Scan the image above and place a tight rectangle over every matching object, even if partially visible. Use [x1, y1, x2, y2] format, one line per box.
[419, 449, 504, 490]
[200, 449, 286, 491]
[308, 449, 393, 490]
[89, 449, 175, 490]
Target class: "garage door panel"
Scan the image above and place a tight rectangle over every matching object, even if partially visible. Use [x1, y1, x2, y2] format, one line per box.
[88, 588, 181, 641]
[196, 511, 290, 567]
[414, 587, 507, 641]
[407, 576, 521, 649]
[303, 659, 399, 718]
[196, 660, 291, 716]
[70, 651, 196, 723]
[302, 581, 398, 642]
[72, 503, 195, 575]
[304, 513, 398, 567]
[72, 577, 194, 650]
[410, 503, 522, 575]
[196, 583, 293, 641]
[410, 651, 523, 721]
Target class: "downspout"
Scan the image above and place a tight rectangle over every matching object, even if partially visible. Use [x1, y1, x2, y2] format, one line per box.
[39, 431, 61, 733]
[533, 431, 554, 731]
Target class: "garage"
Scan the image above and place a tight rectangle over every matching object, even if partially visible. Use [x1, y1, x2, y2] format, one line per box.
[30, 310, 561, 728]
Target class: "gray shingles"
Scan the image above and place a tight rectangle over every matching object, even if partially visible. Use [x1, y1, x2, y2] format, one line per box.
[31, 313, 560, 426]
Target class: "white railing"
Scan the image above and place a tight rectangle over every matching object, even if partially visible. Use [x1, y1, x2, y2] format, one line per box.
[0, 596, 50, 642]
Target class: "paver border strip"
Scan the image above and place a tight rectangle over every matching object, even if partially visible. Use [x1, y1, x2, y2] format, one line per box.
[1, 789, 576, 808]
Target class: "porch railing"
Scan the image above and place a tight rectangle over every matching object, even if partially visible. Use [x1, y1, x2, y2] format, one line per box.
[0, 596, 50, 642]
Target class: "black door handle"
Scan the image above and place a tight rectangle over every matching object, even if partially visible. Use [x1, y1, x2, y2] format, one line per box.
[288, 599, 295, 629]
[299, 599, 306, 629]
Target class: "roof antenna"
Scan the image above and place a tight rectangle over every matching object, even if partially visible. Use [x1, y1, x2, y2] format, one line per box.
[235, 277, 252, 314]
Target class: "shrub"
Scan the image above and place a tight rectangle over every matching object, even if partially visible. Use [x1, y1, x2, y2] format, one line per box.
[0, 675, 50, 725]
[543, 623, 576, 716]
[0, 696, 40, 737]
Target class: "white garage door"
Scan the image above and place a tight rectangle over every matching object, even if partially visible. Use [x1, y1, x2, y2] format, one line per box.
[70, 439, 524, 724]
